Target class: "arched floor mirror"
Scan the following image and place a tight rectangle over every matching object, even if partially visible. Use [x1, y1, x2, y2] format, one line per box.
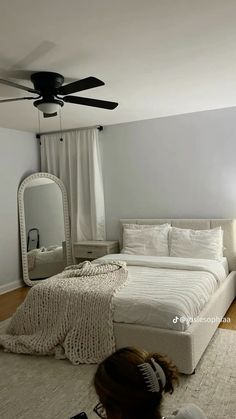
[18, 172, 72, 286]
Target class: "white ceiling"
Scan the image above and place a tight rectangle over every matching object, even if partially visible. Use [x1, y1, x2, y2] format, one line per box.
[1, 0, 236, 133]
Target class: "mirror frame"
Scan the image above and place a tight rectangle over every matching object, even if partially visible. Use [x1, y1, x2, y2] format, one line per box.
[18, 172, 73, 286]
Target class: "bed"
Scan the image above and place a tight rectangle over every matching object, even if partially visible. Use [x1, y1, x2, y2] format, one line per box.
[1, 219, 235, 375]
[27, 242, 67, 280]
[107, 219, 236, 374]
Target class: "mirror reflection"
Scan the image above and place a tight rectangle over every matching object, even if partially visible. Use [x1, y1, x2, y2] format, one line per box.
[24, 177, 66, 280]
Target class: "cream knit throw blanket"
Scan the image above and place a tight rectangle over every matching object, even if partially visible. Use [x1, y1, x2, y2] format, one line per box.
[0, 260, 128, 364]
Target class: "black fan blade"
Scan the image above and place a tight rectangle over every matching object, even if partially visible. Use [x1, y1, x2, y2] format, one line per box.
[0, 96, 36, 103]
[58, 77, 104, 95]
[63, 95, 118, 110]
[0, 78, 39, 94]
[43, 112, 58, 118]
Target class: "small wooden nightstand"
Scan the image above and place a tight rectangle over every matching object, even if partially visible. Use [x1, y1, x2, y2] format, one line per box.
[74, 240, 119, 262]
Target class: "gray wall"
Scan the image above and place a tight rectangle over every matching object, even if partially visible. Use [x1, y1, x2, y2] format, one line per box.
[0, 127, 40, 291]
[100, 107, 236, 240]
[24, 183, 65, 248]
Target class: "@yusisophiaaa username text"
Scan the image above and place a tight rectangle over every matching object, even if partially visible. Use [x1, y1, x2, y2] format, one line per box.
[172, 316, 231, 324]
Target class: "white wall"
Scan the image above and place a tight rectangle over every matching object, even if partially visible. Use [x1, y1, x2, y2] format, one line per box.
[100, 107, 236, 240]
[0, 127, 40, 293]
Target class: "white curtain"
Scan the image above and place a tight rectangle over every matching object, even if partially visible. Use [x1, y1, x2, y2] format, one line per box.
[40, 128, 106, 245]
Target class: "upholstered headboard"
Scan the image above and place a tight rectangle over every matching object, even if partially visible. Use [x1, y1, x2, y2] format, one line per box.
[120, 219, 236, 271]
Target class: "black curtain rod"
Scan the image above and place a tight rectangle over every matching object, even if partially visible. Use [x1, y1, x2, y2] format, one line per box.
[36, 125, 103, 139]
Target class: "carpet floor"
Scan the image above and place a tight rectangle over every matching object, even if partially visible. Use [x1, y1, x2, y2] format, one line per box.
[0, 319, 235, 419]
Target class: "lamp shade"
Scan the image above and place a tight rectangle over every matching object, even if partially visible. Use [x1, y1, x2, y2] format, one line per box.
[36, 102, 60, 114]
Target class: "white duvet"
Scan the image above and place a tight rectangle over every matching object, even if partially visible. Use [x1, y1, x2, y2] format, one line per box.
[27, 246, 64, 271]
[97, 254, 227, 332]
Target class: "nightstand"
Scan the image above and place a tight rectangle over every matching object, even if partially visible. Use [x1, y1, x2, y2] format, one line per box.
[74, 240, 119, 262]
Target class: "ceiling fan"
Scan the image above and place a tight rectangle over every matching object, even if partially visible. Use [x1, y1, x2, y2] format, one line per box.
[0, 71, 118, 118]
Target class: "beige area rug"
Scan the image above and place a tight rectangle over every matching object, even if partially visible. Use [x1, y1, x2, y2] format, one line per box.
[0, 319, 235, 419]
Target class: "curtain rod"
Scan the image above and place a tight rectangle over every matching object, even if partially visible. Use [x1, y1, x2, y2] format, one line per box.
[36, 125, 103, 139]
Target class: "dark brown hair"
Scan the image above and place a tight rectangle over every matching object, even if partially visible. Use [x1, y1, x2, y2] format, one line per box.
[94, 347, 178, 419]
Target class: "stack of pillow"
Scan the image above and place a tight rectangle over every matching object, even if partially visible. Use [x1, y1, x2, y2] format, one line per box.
[121, 223, 224, 261]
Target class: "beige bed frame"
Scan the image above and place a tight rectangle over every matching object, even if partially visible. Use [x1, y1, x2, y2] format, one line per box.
[114, 219, 236, 374]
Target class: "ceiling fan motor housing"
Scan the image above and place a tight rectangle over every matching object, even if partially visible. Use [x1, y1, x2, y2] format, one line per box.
[31, 72, 64, 95]
[31, 72, 65, 114]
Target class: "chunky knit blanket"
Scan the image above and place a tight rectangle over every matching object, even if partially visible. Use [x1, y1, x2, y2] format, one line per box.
[0, 261, 128, 364]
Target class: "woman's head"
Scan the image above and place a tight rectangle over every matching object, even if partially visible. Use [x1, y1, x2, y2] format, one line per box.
[94, 347, 178, 419]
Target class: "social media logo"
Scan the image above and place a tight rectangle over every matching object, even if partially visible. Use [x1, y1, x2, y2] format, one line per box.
[172, 316, 179, 324]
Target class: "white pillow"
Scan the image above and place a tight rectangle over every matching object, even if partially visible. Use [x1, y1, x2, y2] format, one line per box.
[170, 227, 223, 260]
[122, 224, 170, 256]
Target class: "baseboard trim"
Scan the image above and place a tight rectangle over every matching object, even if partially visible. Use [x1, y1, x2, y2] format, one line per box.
[0, 280, 23, 295]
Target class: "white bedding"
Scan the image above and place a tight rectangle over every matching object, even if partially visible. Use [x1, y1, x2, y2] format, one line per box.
[97, 254, 227, 332]
[221, 257, 229, 276]
[27, 246, 64, 271]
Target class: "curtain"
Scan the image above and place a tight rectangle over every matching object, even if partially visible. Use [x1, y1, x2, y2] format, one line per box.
[40, 128, 106, 246]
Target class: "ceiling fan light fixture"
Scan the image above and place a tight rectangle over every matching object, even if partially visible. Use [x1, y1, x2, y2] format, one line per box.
[34, 98, 64, 114]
